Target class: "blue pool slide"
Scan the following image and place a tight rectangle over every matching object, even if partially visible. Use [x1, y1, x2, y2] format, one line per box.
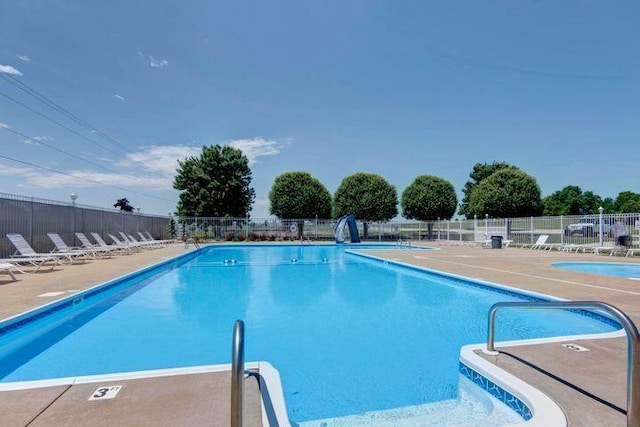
[334, 215, 361, 243]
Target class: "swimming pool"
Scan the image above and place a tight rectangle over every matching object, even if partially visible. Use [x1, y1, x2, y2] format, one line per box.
[0, 244, 618, 425]
[553, 261, 640, 279]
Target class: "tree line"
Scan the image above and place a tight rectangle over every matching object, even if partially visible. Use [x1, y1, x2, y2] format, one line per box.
[173, 145, 640, 224]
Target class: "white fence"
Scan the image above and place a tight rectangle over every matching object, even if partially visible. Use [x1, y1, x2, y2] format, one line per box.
[177, 212, 640, 250]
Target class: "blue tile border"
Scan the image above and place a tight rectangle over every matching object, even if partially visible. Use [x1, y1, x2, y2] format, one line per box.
[459, 361, 533, 421]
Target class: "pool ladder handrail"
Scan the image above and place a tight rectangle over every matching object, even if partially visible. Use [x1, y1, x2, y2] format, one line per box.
[184, 237, 200, 250]
[231, 320, 245, 427]
[485, 300, 640, 427]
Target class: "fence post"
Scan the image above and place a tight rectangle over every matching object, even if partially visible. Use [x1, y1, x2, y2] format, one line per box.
[474, 215, 478, 242]
[485, 214, 489, 239]
[459, 220, 462, 243]
[447, 220, 450, 241]
[560, 215, 564, 245]
[530, 216, 534, 244]
[29, 197, 34, 249]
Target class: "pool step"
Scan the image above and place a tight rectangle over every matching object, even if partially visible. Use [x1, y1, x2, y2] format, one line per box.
[296, 379, 521, 427]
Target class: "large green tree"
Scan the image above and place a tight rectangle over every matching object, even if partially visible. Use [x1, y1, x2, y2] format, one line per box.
[401, 175, 457, 238]
[467, 168, 543, 218]
[459, 161, 516, 219]
[333, 173, 398, 239]
[541, 186, 638, 216]
[173, 145, 255, 217]
[542, 185, 604, 216]
[269, 172, 332, 238]
[615, 191, 640, 213]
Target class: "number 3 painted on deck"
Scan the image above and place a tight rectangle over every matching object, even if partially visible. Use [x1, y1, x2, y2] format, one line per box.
[93, 388, 109, 398]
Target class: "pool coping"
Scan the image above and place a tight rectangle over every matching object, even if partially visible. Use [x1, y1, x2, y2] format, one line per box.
[0, 361, 291, 427]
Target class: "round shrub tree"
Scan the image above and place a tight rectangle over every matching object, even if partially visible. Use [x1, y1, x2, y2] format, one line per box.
[468, 168, 543, 218]
[269, 172, 332, 238]
[459, 161, 517, 219]
[401, 175, 457, 238]
[334, 173, 398, 239]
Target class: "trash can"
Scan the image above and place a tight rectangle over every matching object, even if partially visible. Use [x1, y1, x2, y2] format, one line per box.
[491, 235, 502, 249]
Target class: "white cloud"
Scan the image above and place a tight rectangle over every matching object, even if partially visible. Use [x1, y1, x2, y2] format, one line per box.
[114, 94, 126, 101]
[0, 122, 9, 129]
[227, 138, 289, 165]
[0, 140, 285, 192]
[118, 145, 202, 176]
[0, 145, 201, 191]
[0, 64, 23, 76]
[23, 135, 51, 145]
[0, 163, 171, 190]
[17, 55, 30, 62]
[149, 56, 169, 68]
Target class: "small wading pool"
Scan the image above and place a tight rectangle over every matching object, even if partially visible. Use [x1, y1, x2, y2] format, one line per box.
[553, 261, 640, 279]
[0, 245, 619, 425]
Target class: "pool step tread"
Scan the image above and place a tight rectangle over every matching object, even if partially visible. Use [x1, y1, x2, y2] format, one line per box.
[297, 384, 520, 427]
[0, 371, 262, 427]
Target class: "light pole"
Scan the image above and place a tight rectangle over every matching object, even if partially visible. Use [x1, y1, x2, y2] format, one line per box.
[70, 193, 78, 244]
[598, 206, 604, 247]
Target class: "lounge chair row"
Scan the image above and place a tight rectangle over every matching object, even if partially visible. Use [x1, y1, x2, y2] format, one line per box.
[0, 232, 173, 281]
[519, 234, 636, 256]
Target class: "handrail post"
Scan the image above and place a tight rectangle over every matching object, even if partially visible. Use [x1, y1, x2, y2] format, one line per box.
[231, 320, 245, 427]
[485, 301, 639, 427]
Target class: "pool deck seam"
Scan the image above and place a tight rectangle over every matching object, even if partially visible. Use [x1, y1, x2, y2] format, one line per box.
[412, 255, 640, 296]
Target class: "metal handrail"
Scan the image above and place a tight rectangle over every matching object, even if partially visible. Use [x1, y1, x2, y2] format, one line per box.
[486, 301, 640, 427]
[231, 320, 245, 427]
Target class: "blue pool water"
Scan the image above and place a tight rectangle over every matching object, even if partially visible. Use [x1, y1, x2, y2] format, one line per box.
[553, 261, 640, 279]
[0, 245, 618, 423]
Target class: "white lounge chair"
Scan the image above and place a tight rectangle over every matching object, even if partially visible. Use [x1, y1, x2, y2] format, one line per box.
[125, 233, 160, 248]
[0, 262, 24, 281]
[108, 233, 143, 251]
[47, 232, 111, 259]
[93, 233, 135, 253]
[521, 235, 549, 250]
[75, 233, 123, 255]
[118, 232, 156, 248]
[143, 231, 173, 245]
[0, 256, 59, 272]
[6, 233, 74, 263]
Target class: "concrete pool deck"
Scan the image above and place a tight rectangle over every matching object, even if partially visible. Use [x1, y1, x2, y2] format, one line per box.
[0, 242, 638, 425]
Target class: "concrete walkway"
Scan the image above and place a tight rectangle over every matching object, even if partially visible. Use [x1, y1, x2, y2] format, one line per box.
[0, 370, 262, 427]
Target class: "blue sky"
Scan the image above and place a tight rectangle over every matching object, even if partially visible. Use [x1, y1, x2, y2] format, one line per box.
[1, 1, 638, 218]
